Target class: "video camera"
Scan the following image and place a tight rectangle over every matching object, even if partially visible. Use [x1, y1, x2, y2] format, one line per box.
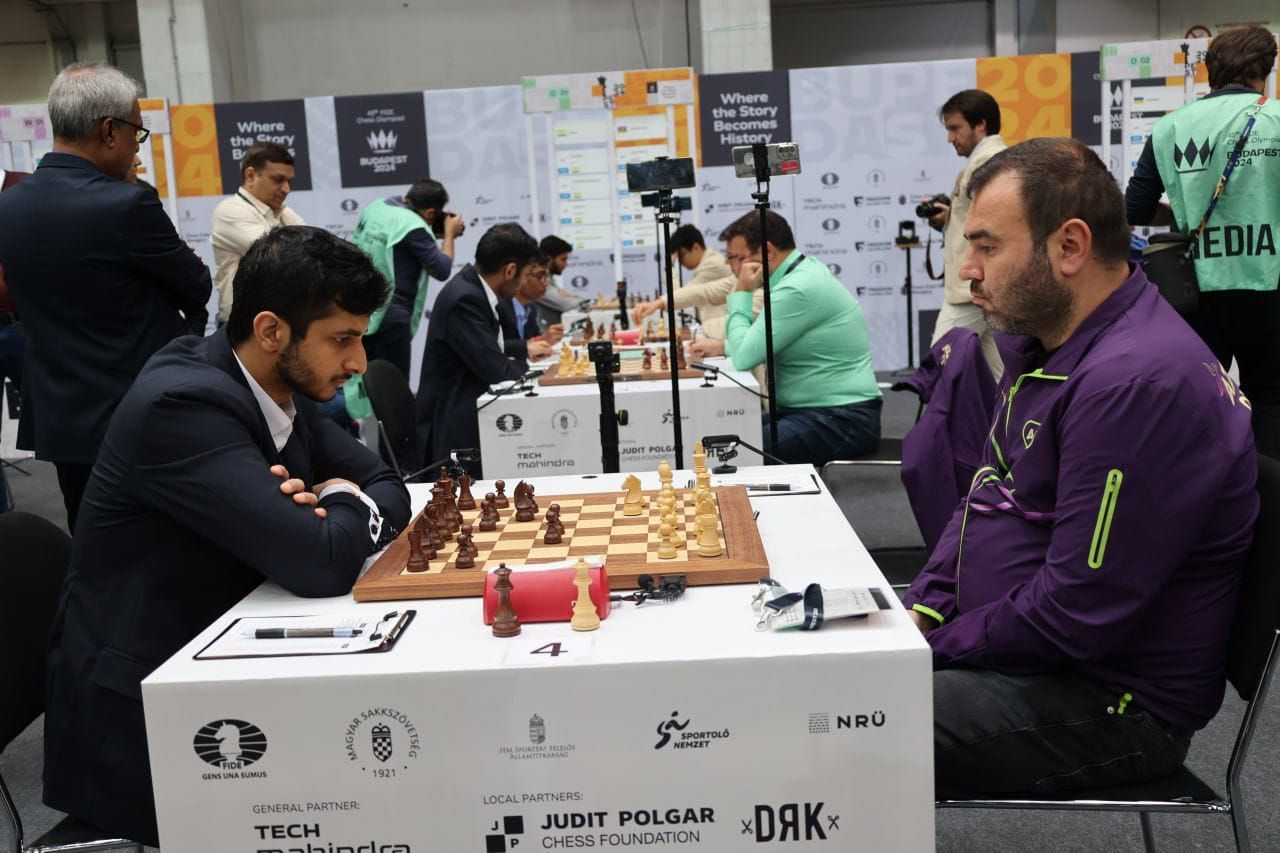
[915, 194, 950, 219]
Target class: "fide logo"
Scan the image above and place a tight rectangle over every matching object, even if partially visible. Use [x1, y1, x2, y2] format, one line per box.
[827, 263, 843, 276]
[866, 168, 885, 186]
[193, 719, 267, 770]
[485, 815, 525, 852]
[366, 129, 398, 154]
[344, 706, 420, 777]
[869, 260, 888, 279]
[820, 172, 839, 187]
[340, 198, 359, 213]
[496, 414, 524, 434]
[868, 215, 886, 233]
[550, 410, 578, 436]
[821, 218, 840, 233]
[569, 275, 590, 290]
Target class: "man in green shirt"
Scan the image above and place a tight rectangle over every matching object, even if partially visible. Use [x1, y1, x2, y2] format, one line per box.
[721, 210, 882, 465]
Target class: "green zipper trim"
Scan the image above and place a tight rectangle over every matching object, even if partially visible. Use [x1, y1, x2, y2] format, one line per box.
[912, 604, 946, 626]
[955, 466, 1000, 608]
[1004, 369, 1069, 439]
[1088, 469, 1124, 569]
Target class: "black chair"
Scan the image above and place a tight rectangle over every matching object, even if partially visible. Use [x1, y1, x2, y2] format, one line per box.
[937, 454, 1280, 852]
[361, 359, 416, 479]
[0, 512, 142, 853]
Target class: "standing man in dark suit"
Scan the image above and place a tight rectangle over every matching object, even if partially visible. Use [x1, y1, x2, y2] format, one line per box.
[43, 226, 410, 846]
[0, 61, 210, 530]
[415, 223, 546, 475]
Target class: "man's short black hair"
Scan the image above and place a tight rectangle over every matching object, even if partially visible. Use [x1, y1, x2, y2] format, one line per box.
[1206, 26, 1278, 90]
[477, 223, 540, 276]
[240, 141, 294, 177]
[723, 210, 796, 252]
[227, 226, 389, 344]
[405, 178, 448, 212]
[939, 89, 1002, 135]
[534, 252, 551, 266]
[966, 137, 1129, 266]
[669, 224, 706, 253]
[539, 235, 573, 257]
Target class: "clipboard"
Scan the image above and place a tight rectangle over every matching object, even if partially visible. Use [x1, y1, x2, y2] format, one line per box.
[193, 610, 415, 660]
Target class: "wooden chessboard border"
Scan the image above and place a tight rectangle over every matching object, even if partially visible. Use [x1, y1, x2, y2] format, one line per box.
[352, 485, 768, 601]
[539, 362, 703, 386]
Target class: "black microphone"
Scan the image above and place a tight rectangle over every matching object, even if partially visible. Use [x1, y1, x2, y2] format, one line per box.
[689, 363, 769, 401]
[690, 361, 719, 373]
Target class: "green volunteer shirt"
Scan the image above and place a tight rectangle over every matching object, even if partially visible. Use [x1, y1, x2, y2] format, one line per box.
[724, 251, 881, 410]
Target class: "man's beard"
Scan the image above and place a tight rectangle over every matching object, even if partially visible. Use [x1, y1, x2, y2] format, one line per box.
[275, 339, 347, 402]
[975, 242, 1075, 343]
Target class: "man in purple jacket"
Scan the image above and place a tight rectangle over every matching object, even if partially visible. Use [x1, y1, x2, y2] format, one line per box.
[903, 138, 1258, 797]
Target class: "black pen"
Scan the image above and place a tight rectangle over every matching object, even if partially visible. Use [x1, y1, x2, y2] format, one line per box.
[744, 483, 792, 491]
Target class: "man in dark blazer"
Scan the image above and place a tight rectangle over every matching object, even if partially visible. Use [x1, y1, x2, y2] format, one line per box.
[497, 252, 563, 358]
[414, 223, 548, 476]
[0, 62, 210, 530]
[42, 226, 410, 847]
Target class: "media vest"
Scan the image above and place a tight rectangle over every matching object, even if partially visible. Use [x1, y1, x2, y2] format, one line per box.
[1151, 90, 1280, 292]
[350, 197, 436, 335]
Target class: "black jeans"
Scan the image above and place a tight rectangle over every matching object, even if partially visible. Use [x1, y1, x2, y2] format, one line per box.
[54, 461, 93, 534]
[363, 322, 413, 380]
[1187, 289, 1280, 459]
[934, 668, 1191, 799]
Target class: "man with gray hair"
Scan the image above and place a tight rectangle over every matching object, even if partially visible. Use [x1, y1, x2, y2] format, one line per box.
[0, 61, 210, 531]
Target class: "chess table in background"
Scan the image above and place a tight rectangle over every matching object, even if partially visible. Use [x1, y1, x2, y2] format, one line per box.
[353, 485, 767, 601]
[538, 360, 703, 386]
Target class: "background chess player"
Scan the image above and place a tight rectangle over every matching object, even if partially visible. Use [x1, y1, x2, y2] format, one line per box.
[41, 226, 410, 848]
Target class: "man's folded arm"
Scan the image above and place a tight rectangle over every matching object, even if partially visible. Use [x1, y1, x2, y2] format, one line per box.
[306, 404, 411, 534]
[926, 383, 1244, 670]
[134, 393, 385, 597]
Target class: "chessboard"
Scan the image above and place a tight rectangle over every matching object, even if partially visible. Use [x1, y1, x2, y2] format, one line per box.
[570, 327, 693, 347]
[539, 360, 703, 386]
[352, 485, 768, 601]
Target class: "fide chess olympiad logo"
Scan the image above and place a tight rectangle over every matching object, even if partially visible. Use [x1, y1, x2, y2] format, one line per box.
[550, 410, 578, 435]
[654, 711, 730, 750]
[366, 129, 398, 154]
[193, 719, 268, 779]
[485, 815, 525, 852]
[344, 707, 420, 776]
[496, 414, 524, 434]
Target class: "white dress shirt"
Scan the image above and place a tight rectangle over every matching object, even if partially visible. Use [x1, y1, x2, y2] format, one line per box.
[233, 351, 382, 542]
[211, 191, 305, 324]
[480, 275, 505, 350]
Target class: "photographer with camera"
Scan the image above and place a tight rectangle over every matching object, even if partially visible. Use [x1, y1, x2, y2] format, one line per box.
[632, 224, 737, 337]
[350, 177, 463, 379]
[924, 89, 1007, 379]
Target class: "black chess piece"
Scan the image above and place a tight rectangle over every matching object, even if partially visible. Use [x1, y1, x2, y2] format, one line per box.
[494, 480, 509, 508]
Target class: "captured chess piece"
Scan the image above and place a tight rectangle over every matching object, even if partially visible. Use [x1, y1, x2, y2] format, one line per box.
[642, 349, 653, 371]
[492, 565, 521, 637]
[457, 474, 476, 510]
[621, 473, 645, 516]
[494, 480, 509, 508]
[570, 559, 601, 631]
[659, 347, 669, 371]
[676, 345, 687, 370]
[479, 495, 498, 531]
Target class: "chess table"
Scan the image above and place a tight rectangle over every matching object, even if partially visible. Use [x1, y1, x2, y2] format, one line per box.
[353, 485, 767, 600]
[142, 467, 933, 852]
[538, 359, 703, 386]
